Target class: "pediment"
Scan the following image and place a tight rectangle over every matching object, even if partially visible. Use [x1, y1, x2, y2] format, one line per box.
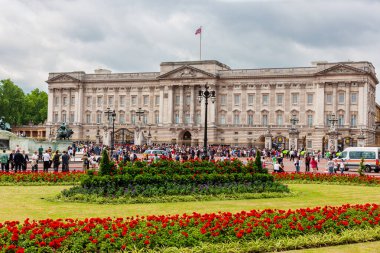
[47, 74, 81, 83]
[315, 64, 366, 76]
[158, 65, 216, 79]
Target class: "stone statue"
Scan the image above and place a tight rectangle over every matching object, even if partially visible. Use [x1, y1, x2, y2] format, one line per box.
[56, 122, 74, 140]
[0, 116, 11, 131]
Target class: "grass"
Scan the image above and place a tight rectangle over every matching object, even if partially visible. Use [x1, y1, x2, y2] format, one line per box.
[283, 241, 380, 253]
[0, 184, 379, 222]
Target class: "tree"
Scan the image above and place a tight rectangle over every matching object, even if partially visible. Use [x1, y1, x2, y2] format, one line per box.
[0, 80, 48, 126]
[24, 88, 48, 124]
[0, 79, 26, 125]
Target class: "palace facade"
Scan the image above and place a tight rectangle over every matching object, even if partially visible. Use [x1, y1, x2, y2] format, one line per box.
[46, 60, 378, 152]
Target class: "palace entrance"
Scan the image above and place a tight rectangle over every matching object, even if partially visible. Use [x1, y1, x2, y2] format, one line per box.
[115, 128, 134, 145]
[181, 131, 192, 146]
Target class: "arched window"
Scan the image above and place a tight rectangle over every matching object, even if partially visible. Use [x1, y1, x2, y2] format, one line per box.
[233, 111, 240, 125]
[247, 110, 254, 125]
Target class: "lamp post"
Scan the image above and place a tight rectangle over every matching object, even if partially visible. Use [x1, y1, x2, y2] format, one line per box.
[327, 113, 340, 152]
[198, 84, 216, 159]
[289, 114, 299, 150]
[147, 124, 152, 146]
[104, 108, 116, 155]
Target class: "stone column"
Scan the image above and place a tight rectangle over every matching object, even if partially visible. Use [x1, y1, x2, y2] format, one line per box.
[179, 85, 183, 124]
[47, 88, 54, 123]
[190, 86, 195, 124]
[167, 86, 173, 124]
[159, 87, 164, 125]
[58, 88, 62, 123]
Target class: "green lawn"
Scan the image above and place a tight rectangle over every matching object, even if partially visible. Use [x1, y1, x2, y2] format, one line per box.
[283, 241, 380, 253]
[1, 184, 379, 222]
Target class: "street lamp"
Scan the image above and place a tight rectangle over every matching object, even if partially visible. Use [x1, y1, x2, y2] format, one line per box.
[104, 107, 116, 155]
[198, 84, 216, 159]
[327, 113, 340, 152]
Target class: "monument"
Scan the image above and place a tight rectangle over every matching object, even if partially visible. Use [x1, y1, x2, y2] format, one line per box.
[56, 123, 74, 140]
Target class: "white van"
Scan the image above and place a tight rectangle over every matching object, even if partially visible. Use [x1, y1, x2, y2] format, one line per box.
[338, 147, 380, 173]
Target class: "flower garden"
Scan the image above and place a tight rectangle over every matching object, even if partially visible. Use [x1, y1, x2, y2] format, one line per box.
[0, 152, 380, 252]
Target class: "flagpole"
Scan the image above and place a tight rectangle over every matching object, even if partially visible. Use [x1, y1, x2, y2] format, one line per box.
[199, 27, 202, 61]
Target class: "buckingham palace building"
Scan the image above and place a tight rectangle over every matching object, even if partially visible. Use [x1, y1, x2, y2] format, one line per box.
[46, 59, 378, 152]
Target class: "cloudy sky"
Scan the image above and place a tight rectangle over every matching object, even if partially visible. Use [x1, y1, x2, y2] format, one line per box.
[1, 0, 380, 101]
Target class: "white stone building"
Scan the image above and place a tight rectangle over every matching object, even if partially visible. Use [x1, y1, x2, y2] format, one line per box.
[46, 60, 378, 152]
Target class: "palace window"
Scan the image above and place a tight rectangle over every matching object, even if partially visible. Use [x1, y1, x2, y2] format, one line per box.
[131, 113, 136, 124]
[53, 113, 58, 123]
[326, 94, 332, 104]
[143, 114, 148, 124]
[69, 112, 74, 123]
[248, 94, 255, 106]
[276, 94, 283, 106]
[291, 93, 299, 105]
[119, 95, 125, 107]
[108, 96, 114, 106]
[96, 112, 102, 124]
[155, 95, 160, 106]
[175, 112, 179, 124]
[97, 96, 103, 107]
[307, 114, 313, 127]
[185, 95, 191, 105]
[234, 94, 241, 106]
[63, 97, 68, 106]
[119, 113, 125, 124]
[276, 112, 283, 126]
[143, 95, 149, 106]
[307, 94, 313, 105]
[62, 112, 67, 123]
[351, 93, 357, 104]
[307, 140, 312, 149]
[86, 114, 91, 124]
[350, 114, 357, 127]
[175, 95, 180, 105]
[338, 92, 345, 104]
[131, 96, 137, 106]
[247, 113, 254, 125]
[262, 94, 269, 105]
[262, 114, 268, 126]
[233, 112, 240, 125]
[71, 96, 75, 106]
[154, 112, 159, 124]
[196, 112, 201, 124]
[220, 114, 226, 125]
[338, 113, 344, 127]
[220, 94, 227, 106]
[86, 96, 91, 106]
[185, 112, 190, 124]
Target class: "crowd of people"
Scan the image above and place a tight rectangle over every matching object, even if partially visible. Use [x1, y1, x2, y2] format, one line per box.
[0, 141, 345, 174]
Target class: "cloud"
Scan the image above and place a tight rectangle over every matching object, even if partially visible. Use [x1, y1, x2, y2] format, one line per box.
[0, 0, 379, 102]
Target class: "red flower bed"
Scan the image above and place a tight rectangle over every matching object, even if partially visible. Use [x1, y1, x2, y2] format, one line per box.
[0, 204, 379, 251]
[0, 172, 86, 184]
[273, 172, 380, 185]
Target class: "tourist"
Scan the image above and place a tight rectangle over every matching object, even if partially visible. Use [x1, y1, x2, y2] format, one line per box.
[339, 159, 345, 174]
[31, 151, 39, 172]
[82, 154, 89, 171]
[327, 158, 334, 174]
[273, 161, 281, 173]
[13, 150, 24, 173]
[9, 150, 15, 171]
[52, 150, 61, 172]
[42, 150, 51, 173]
[305, 154, 311, 172]
[21, 150, 29, 171]
[38, 145, 43, 161]
[294, 156, 300, 173]
[310, 157, 318, 174]
[0, 150, 8, 172]
[61, 151, 70, 172]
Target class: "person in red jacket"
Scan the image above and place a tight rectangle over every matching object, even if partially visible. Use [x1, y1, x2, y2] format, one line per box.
[310, 157, 318, 173]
